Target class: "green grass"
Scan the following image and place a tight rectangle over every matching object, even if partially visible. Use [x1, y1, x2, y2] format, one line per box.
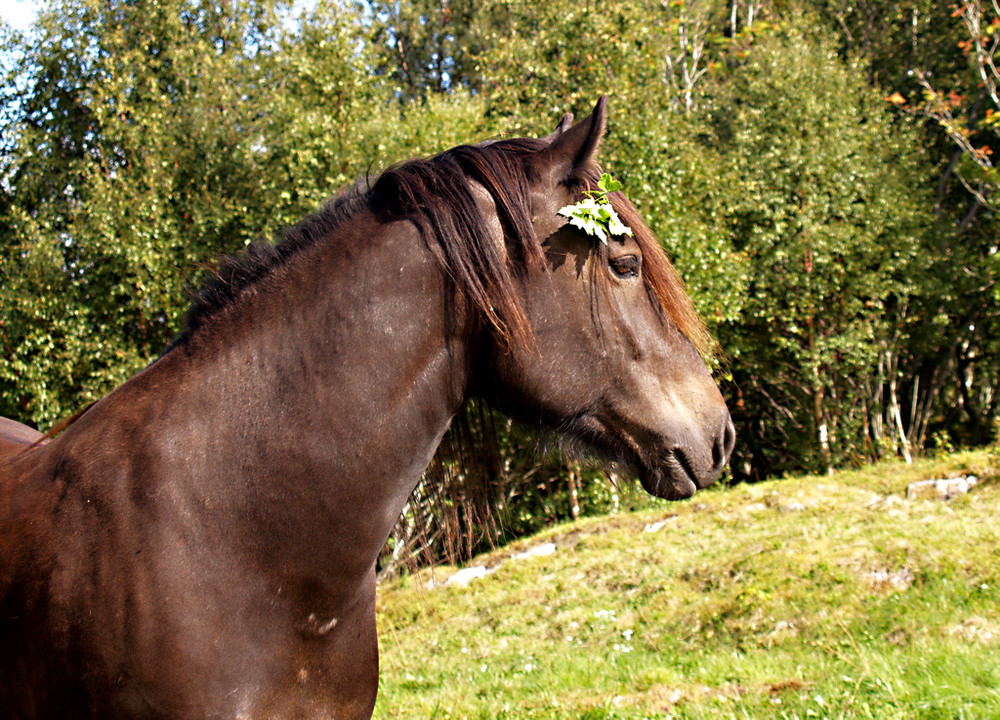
[374, 451, 1000, 719]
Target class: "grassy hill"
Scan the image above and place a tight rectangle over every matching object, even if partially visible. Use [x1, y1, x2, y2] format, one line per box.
[373, 450, 1000, 719]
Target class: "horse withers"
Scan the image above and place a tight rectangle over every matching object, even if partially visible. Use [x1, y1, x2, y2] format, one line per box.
[0, 98, 734, 719]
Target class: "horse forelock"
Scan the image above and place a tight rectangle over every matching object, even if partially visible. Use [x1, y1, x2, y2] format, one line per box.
[560, 169, 713, 360]
[608, 192, 714, 359]
[372, 138, 711, 357]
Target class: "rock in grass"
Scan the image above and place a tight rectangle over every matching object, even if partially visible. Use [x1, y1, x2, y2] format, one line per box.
[905, 476, 978, 501]
[445, 566, 495, 587]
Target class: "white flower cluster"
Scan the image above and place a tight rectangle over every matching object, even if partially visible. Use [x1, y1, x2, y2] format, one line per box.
[557, 173, 634, 244]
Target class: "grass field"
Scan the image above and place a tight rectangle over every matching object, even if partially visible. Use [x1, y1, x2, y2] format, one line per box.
[373, 450, 1000, 719]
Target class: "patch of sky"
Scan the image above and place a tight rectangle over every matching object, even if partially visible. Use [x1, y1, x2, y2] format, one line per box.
[0, 0, 40, 34]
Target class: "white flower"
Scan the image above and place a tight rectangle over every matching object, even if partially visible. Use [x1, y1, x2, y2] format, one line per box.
[557, 174, 634, 244]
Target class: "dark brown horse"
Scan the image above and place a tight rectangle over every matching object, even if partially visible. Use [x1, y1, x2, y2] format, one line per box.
[0, 99, 733, 719]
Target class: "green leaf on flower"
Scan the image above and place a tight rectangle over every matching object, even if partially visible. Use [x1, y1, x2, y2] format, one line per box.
[598, 173, 622, 193]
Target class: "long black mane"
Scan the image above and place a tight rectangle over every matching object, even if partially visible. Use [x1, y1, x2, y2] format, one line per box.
[176, 138, 550, 349]
[178, 183, 368, 343]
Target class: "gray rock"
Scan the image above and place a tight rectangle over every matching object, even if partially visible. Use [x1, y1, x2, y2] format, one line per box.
[905, 475, 978, 501]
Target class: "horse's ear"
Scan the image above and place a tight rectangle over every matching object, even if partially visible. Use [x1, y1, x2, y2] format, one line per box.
[544, 112, 574, 142]
[540, 96, 607, 184]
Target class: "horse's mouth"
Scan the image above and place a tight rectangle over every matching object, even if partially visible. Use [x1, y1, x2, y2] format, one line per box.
[638, 457, 699, 500]
[561, 416, 707, 501]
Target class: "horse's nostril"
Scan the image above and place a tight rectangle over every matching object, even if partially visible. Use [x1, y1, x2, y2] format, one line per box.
[713, 418, 736, 469]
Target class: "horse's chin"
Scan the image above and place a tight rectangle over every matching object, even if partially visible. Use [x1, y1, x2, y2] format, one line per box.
[638, 466, 699, 501]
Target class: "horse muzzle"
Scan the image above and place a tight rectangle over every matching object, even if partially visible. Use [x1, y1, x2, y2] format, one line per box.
[639, 415, 736, 500]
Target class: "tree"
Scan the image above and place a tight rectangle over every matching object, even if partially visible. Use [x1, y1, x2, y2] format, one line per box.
[818, 0, 1000, 448]
[367, 0, 484, 99]
[0, 0, 380, 426]
[711, 23, 935, 476]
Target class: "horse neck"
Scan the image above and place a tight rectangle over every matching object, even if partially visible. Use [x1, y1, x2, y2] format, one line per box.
[103, 212, 472, 580]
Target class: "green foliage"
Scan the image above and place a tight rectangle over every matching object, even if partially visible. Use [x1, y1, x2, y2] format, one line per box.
[811, 0, 1000, 448]
[709, 22, 935, 475]
[473, 0, 663, 125]
[1, 0, 290, 424]
[368, 0, 484, 99]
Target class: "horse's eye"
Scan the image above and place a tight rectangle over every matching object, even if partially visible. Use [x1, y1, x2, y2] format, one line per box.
[609, 255, 640, 278]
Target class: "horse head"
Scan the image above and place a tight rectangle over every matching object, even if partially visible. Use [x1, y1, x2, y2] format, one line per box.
[476, 98, 735, 500]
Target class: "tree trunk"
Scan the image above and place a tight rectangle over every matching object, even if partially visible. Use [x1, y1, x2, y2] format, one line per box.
[567, 460, 580, 520]
[811, 368, 833, 475]
[886, 350, 913, 464]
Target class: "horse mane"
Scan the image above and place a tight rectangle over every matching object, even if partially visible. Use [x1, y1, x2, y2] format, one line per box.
[175, 139, 546, 349]
[174, 137, 707, 360]
[176, 186, 370, 345]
